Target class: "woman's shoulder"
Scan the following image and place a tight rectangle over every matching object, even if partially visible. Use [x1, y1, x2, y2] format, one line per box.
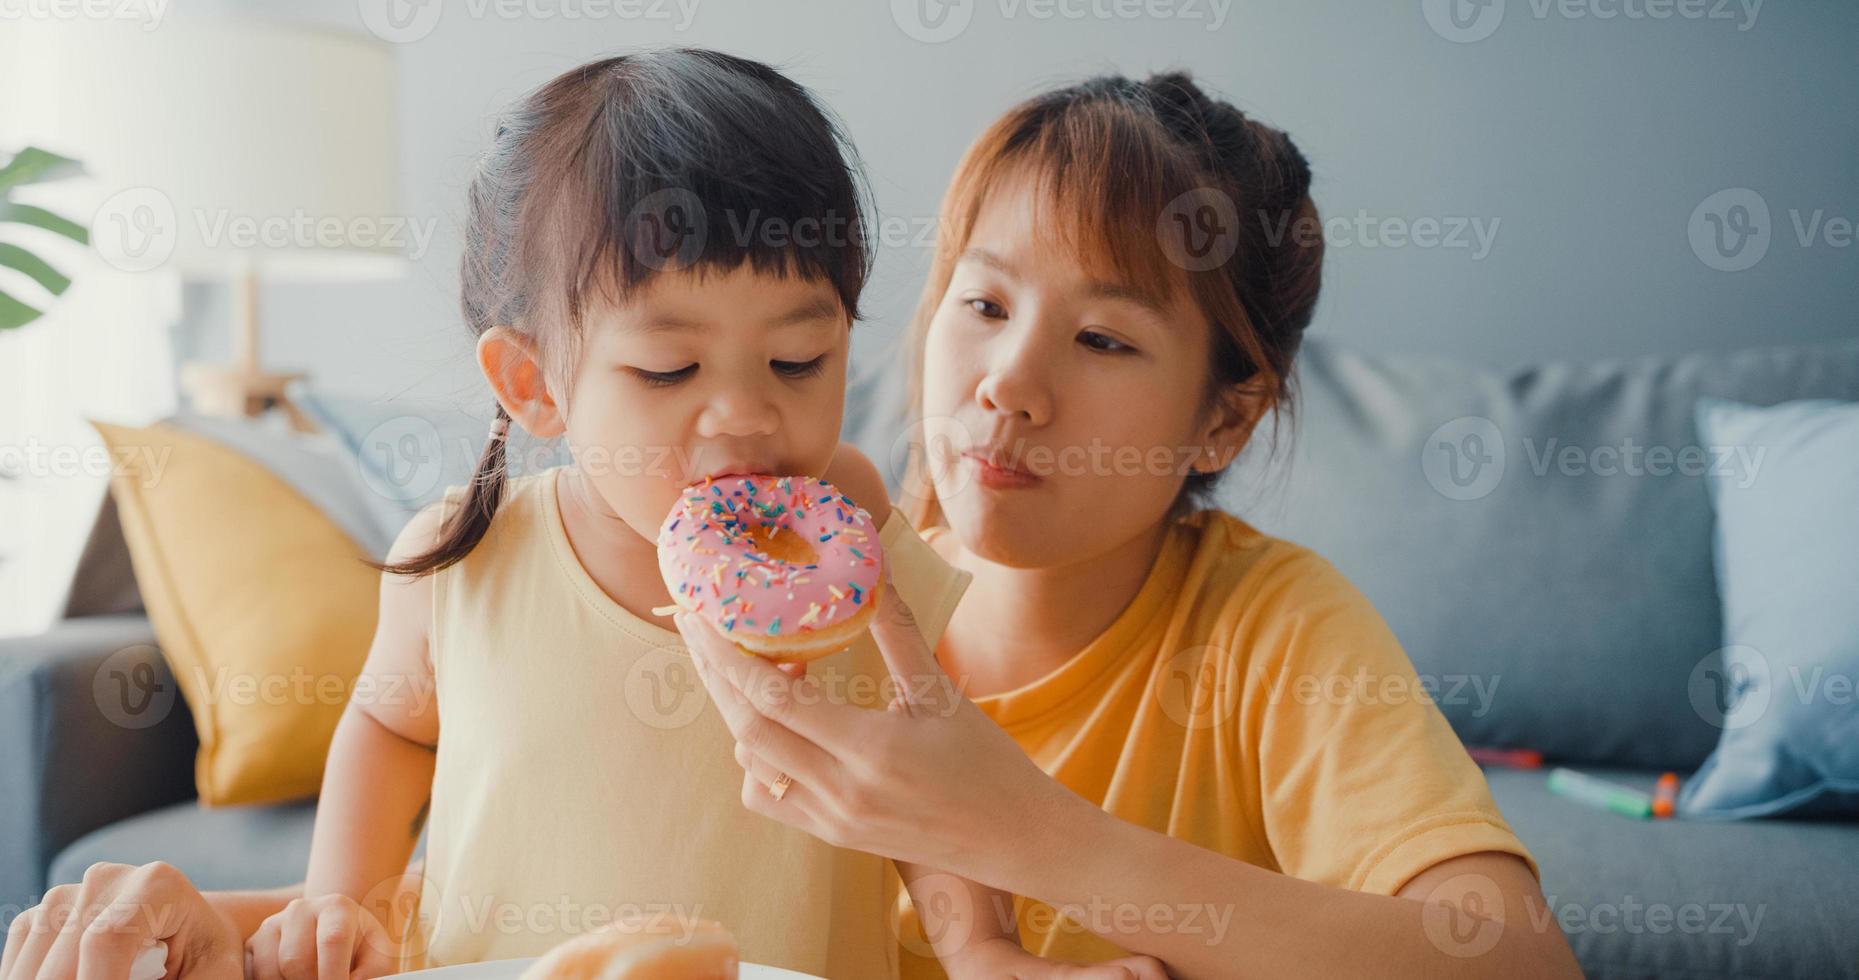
[1176, 508, 1394, 660]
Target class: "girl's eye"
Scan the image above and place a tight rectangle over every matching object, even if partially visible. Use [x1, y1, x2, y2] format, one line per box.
[1079, 330, 1134, 354]
[965, 297, 1006, 320]
[772, 354, 829, 380]
[631, 364, 696, 387]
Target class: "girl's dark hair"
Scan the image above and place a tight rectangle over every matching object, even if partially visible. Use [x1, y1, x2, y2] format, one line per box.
[903, 70, 1323, 529]
[377, 48, 872, 577]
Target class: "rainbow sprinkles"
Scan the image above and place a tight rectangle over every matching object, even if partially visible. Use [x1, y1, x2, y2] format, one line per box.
[654, 474, 884, 640]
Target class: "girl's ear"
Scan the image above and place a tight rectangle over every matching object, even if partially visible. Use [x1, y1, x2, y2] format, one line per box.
[478, 326, 567, 438]
[1194, 379, 1270, 474]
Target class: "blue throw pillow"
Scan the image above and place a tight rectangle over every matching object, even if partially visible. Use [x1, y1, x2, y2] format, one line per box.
[1680, 397, 1859, 818]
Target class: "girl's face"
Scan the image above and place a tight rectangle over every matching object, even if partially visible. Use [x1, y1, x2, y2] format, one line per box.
[564, 262, 850, 541]
[921, 175, 1235, 568]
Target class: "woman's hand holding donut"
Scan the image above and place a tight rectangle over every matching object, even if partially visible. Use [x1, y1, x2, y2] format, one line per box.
[671, 580, 1082, 882]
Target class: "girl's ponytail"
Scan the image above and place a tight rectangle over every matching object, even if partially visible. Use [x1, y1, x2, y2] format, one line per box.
[369, 403, 513, 577]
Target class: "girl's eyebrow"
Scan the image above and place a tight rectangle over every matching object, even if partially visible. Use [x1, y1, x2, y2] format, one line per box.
[631, 295, 842, 335]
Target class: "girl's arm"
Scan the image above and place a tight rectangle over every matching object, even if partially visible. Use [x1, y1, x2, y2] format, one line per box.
[303, 502, 447, 906]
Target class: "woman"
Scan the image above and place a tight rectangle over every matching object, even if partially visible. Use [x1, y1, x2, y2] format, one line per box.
[672, 71, 1581, 980]
[2, 72, 1579, 980]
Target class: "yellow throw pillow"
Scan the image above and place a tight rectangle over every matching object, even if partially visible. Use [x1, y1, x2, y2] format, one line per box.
[90, 419, 379, 806]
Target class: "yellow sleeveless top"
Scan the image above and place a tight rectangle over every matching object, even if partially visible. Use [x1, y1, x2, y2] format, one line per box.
[403, 466, 972, 978]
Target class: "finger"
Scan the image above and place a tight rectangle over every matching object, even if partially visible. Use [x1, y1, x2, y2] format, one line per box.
[72, 898, 154, 980]
[3, 906, 53, 980]
[35, 877, 108, 980]
[249, 921, 286, 980]
[275, 908, 319, 980]
[678, 612, 869, 755]
[733, 768, 837, 843]
[349, 919, 399, 980]
[869, 581, 948, 718]
[777, 662, 807, 679]
[314, 905, 357, 980]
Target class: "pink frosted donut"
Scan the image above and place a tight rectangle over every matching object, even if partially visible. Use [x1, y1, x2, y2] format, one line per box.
[655, 474, 885, 663]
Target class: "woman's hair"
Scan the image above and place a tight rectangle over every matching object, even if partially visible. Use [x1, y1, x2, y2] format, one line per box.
[901, 70, 1323, 530]
[378, 48, 872, 577]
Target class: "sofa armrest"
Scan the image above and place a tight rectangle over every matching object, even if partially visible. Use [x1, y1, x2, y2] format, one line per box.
[0, 614, 198, 915]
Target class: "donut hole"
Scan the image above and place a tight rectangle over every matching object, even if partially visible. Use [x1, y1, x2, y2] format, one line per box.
[745, 524, 819, 566]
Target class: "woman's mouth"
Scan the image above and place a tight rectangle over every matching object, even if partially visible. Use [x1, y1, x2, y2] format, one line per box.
[962, 450, 1042, 489]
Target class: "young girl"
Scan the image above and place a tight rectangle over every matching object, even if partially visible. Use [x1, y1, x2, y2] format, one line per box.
[241, 49, 1136, 980]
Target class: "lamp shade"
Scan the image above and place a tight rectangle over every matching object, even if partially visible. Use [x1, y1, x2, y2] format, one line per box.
[0, 16, 404, 282]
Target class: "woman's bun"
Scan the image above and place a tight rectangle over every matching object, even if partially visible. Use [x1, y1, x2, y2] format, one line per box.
[517, 917, 738, 979]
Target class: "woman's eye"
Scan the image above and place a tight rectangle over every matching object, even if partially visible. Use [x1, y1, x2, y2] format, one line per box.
[1079, 330, 1133, 354]
[772, 354, 829, 380]
[631, 364, 697, 387]
[965, 298, 1006, 320]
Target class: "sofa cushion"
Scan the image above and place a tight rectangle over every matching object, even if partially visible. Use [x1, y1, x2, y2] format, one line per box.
[1487, 766, 1859, 979]
[1222, 339, 1859, 769]
[1681, 397, 1859, 818]
[89, 419, 380, 807]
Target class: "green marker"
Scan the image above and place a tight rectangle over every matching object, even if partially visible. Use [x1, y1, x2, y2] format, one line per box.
[1547, 768, 1652, 819]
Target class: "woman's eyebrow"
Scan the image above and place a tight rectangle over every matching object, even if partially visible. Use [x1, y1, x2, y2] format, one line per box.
[966, 245, 1169, 320]
[958, 247, 1019, 280]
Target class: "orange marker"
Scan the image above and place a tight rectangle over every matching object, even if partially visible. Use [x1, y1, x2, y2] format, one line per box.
[1467, 747, 1544, 769]
[1652, 772, 1680, 819]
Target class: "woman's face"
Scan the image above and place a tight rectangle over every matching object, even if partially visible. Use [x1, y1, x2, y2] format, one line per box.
[920, 175, 1233, 568]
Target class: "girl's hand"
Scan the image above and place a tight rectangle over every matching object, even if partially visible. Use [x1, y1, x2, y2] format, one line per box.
[244, 894, 397, 980]
[944, 937, 1170, 980]
[671, 582, 1078, 881]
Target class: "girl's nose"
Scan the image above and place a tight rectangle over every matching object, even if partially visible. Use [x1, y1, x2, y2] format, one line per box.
[974, 324, 1053, 426]
[697, 388, 779, 439]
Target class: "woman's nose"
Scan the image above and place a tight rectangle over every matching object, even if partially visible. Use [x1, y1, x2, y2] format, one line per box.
[974, 325, 1053, 426]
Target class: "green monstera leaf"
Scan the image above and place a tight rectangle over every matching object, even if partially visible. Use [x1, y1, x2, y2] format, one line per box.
[0, 146, 90, 331]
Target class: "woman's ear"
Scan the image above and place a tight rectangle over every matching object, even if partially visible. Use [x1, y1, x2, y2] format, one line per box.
[477, 326, 567, 439]
[1193, 380, 1271, 474]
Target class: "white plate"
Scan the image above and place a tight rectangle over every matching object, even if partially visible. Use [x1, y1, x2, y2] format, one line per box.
[402, 959, 820, 979]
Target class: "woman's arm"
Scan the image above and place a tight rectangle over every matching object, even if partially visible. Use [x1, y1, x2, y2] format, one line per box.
[989, 786, 1580, 980]
[674, 585, 1581, 980]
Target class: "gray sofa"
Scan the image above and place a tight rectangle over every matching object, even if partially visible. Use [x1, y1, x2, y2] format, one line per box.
[5, 340, 1858, 979]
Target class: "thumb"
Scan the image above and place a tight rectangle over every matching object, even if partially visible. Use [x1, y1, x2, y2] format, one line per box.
[869, 580, 946, 716]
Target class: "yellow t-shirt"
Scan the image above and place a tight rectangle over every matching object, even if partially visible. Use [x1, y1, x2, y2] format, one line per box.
[410, 466, 972, 978]
[895, 508, 1537, 975]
